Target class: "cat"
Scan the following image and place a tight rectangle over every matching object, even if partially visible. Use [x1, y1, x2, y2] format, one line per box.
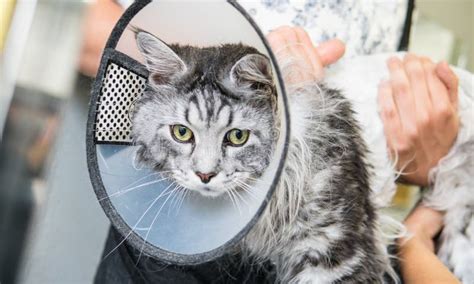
[130, 30, 397, 283]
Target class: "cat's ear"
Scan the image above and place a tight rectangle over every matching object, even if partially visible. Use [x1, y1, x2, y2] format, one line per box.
[230, 54, 273, 92]
[135, 31, 187, 85]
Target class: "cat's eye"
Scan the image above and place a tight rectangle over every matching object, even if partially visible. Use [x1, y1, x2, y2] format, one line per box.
[171, 125, 194, 143]
[225, 129, 250, 146]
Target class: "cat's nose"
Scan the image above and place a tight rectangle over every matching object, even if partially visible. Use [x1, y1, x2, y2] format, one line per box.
[195, 172, 217, 184]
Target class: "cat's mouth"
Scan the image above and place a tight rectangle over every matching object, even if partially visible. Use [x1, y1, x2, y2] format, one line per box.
[165, 168, 260, 199]
[169, 175, 228, 198]
[197, 186, 221, 197]
[173, 176, 251, 198]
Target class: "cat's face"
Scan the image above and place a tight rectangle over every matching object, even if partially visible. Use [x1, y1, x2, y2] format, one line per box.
[131, 31, 278, 197]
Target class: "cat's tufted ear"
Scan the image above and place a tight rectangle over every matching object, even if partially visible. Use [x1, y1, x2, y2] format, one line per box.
[229, 54, 274, 96]
[135, 31, 187, 85]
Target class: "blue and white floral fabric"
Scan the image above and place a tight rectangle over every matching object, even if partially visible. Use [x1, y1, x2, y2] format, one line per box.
[239, 0, 408, 57]
[118, 0, 409, 58]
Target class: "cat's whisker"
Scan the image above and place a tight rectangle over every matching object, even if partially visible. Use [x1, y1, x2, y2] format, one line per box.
[236, 179, 260, 194]
[99, 170, 163, 178]
[232, 180, 259, 202]
[176, 188, 189, 216]
[98, 169, 172, 193]
[97, 149, 111, 170]
[171, 186, 184, 208]
[176, 186, 189, 212]
[135, 183, 181, 266]
[240, 187, 260, 202]
[232, 187, 252, 213]
[114, 171, 162, 192]
[99, 176, 170, 201]
[99, 170, 135, 177]
[234, 178, 255, 189]
[230, 182, 250, 206]
[228, 187, 243, 216]
[235, 186, 258, 202]
[102, 182, 176, 261]
[167, 185, 185, 215]
[244, 176, 273, 187]
[166, 185, 180, 210]
[243, 177, 261, 183]
[225, 187, 239, 214]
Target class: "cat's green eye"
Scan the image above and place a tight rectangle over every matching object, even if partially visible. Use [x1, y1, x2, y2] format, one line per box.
[225, 129, 250, 146]
[171, 125, 194, 142]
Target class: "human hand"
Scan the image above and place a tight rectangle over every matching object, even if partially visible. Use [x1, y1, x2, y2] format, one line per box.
[402, 204, 444, 252]
[377, 54, 459, 186]
[267, 26, 345, 84]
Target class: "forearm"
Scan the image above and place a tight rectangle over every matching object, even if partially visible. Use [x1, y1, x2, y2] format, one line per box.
[398, 236, 459, 284]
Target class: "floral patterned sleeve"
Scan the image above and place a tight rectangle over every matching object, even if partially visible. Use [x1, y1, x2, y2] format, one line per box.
[238, 0, 409, 57]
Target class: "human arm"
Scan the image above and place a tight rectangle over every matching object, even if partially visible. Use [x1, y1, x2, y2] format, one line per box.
[377, 53, 461, 282]
[398, 205, 460, 284]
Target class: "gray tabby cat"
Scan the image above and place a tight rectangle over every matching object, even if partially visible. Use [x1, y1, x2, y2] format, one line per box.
[131, 30, 397, 283]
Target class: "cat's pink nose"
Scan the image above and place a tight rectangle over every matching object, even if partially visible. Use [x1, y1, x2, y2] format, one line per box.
[195, 172, 216, 184]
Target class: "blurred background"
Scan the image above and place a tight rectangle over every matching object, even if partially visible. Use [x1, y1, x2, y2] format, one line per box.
[0, 0, 473, 283]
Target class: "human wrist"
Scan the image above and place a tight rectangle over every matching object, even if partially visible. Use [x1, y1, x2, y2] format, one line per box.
[399, 205, 445, 252]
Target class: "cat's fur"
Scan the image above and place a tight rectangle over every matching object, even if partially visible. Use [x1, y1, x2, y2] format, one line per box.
[131, 30, 397, 283]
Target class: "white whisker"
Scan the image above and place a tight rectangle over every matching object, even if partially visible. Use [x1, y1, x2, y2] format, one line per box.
[228, 187, 242, 216]
[167, 185, 185, 215]
[233, 180, 259, 202]
[100, 176, 170, 201]
[135, 183, 181, 265]
[102, 182, 176, 260]
[225, 187, 238, 213]
[176, 188, 189, 215]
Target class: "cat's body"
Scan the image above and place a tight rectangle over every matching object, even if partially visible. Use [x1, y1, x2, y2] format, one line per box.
[130, 30, 396, 283]
[242, 84, 395, 283]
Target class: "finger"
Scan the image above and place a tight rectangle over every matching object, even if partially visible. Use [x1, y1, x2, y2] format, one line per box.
[316, 39, 346, 66]
[421, 58, 454, 127]
[377, 81, 405, 153]
[387, 57, 418, 139]
[267, 29, 286, 52]
[435, 61, 459, 108]
[273, 25, 298, 42]
[270, 26, 316, 83]
[267, 28, 294, 64]
[403, 54, 433, 135]
[403, 54, 434, 158]
[403, 54, 432, 111]
[293, 26, 324, 78]
[267, 27, 294, 55]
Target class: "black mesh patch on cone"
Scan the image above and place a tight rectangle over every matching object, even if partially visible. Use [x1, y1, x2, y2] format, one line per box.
[93, 48, 149, 145]
[95, 63, 146, 143]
